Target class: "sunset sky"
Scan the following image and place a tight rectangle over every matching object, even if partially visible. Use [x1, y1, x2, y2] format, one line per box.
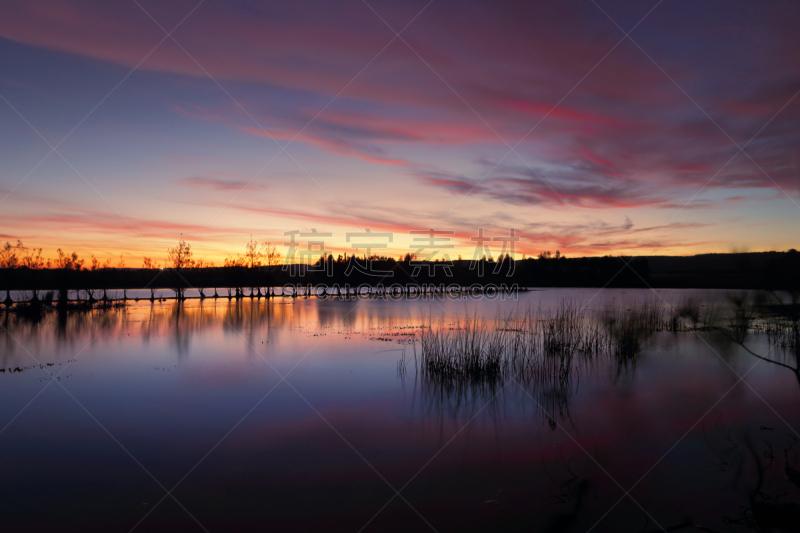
[0, 0, 798, 265]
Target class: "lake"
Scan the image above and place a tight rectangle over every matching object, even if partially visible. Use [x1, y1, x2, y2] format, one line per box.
[1, 288, 799, 532]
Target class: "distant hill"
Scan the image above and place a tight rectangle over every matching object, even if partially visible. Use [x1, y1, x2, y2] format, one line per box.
[641, 250, 798, 290]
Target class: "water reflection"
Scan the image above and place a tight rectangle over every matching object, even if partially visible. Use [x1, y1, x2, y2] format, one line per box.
[1, 291, 799, 532]
[1, 299, 340, 367]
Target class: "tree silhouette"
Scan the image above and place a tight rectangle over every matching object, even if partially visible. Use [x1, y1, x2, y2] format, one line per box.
[167, 240, 193, 299]
[264, 242, 281, 267]
[244, 237, 264, 268]
[0, 240, 22, 268]
[223, 255, 245, 267]
[55, 249, 83, 270]
[167, 241, 194, 270]
[21, 246, 44, 269]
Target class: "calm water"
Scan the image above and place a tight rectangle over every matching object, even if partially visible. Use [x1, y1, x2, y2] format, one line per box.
[1, 289, 798, 532]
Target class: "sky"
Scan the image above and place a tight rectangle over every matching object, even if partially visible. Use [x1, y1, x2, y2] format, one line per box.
[0, 0, 799, 266]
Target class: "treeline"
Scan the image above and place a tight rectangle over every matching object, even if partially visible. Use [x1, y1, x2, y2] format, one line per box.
[1, 238, 798, 293]
[0, 254, 647, 294]
[0, 256, 651, 291]
[0, 238, 281, 271]
[297, 254, 652, 289]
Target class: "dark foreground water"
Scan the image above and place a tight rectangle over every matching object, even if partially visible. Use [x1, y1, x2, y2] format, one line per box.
[1, 289, 799, 532]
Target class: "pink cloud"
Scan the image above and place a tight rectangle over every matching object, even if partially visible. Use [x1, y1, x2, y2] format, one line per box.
[578, 149, 615, 169]
[502, 100, 625, 127]
[237, 126, 409, 166]
[0, 211, 249, 242]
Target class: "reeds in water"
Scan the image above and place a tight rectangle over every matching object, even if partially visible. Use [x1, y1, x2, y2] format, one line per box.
[601, 297, 672, 360]
[764, 318, 800, 350]
[415, 300, 609, 385]
[762, 306, 800, 350]
[417, 315, 507, 382]
[415, 297, 717, 385]
[539, 299, 605, 357]
[726, 292, 754, 344]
